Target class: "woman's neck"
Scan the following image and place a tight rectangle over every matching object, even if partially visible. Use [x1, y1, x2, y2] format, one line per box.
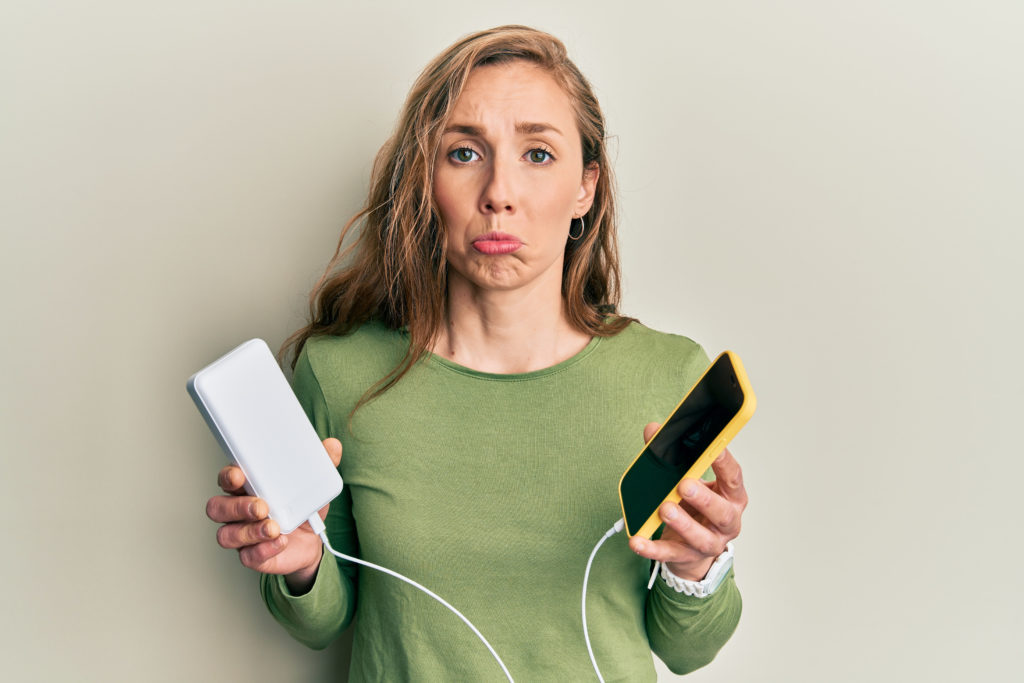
[431, 274, 592, 374]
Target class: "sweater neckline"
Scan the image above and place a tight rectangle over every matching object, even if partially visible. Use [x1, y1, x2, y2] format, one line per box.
[423, 335, 603, 381]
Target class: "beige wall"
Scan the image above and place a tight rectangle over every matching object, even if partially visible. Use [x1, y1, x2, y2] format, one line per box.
[3, 1, 1021, 681]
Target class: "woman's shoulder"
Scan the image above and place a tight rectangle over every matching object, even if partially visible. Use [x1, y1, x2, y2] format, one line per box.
[299, 320, 408, 384]
[612, 319, 705, 357]
[304, 319, 405, 351]
[597, 319, 711, 384]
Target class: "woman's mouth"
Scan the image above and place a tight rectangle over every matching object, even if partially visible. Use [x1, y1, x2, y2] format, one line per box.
[472, 231, 522, 255]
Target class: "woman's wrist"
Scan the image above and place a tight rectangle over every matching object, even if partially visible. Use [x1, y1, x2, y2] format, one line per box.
[666, 556, 716, 582]
[661, 543, 735, 597]
[283, 545, 324, 596]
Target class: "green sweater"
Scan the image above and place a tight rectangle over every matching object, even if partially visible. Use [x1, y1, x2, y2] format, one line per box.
[261, 321, 741, 681]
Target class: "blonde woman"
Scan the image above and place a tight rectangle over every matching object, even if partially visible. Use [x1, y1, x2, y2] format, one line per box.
[206, 25, 748, 680]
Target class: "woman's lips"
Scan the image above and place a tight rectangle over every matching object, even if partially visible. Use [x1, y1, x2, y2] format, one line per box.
[472, 231, 522, 255]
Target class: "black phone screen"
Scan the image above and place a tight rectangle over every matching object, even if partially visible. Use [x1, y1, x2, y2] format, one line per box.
[620, 354, 745, 535]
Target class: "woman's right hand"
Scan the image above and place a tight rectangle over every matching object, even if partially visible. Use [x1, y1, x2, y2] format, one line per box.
[205, 438, 343, 591]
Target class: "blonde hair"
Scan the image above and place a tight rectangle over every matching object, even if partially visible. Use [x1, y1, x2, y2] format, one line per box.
[283, 25, 630, 407]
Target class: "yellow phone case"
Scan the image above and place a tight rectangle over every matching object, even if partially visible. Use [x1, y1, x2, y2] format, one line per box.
[618, 350, 756, 538]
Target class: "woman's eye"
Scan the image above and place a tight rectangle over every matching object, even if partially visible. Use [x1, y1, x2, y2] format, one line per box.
[450, 148, 479, 163]
[527, 149, 553, 164]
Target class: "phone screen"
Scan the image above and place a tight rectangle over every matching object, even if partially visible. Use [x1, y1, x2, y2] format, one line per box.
[619, 353, 746, 536]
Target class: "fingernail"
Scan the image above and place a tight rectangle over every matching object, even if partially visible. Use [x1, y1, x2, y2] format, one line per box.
[634, 540, 646, 552]
[662, 505, 678, 520]
[682, 483, 697, 498]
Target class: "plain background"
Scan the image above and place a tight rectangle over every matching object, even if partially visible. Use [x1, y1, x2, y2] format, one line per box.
[3, 1, 1021, 681]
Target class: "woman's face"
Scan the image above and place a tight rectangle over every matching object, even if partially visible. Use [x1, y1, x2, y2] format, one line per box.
[433, 61, 598, 296]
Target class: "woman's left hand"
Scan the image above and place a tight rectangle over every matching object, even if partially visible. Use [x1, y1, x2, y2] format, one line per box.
[628, 422, 748, 581]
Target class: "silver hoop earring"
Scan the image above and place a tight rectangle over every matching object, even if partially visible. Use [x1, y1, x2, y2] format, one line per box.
[569, 215, 585, 241]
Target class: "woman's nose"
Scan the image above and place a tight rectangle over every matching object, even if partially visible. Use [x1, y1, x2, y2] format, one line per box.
[479, 158, 516, 215]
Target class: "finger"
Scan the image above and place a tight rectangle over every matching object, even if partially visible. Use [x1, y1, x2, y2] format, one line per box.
[643, 422, 660, 443]
[217, 465, 247, 495]
[217, 518, 281, 550]
[628, 535, 704, 566]
[323, 438, 343, 468]
[676, 477, 741, 535]
[658, 500, 729, 558]
[206, 495, 269, 524]
[710, 448, 748, 507]
[238, 535, 288, 569]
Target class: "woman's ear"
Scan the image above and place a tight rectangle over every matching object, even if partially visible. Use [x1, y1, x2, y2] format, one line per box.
[575, 162, 600, 216]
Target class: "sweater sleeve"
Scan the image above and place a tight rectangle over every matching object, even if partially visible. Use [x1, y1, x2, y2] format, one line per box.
[258, 342, 359, 649]
[645, 567, 742, 674]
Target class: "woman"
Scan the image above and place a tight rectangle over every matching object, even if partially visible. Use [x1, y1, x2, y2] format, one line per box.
[206, 25, 747, 680]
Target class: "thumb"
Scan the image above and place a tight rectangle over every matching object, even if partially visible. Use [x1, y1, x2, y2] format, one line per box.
[643, 422, 660, 444]
[323, 438, 343, 468]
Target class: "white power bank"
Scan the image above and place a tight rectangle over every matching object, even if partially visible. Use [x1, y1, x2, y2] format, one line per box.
[187, 339, 343, 534]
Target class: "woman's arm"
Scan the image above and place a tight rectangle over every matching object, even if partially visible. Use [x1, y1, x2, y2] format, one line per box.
[259, 480, 359, 650]
[632, 420, 749, 673]
[256, 346, 360, 649]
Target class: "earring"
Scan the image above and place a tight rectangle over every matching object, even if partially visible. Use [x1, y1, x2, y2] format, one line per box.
[569, 215, 585, 241]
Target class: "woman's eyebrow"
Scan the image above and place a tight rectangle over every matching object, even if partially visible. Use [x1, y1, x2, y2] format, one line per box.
[444, 123, 482, 136]
[515, 121, 562, 136]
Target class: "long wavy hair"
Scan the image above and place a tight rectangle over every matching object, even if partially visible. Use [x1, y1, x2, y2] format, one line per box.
[282, 25, 631, 408]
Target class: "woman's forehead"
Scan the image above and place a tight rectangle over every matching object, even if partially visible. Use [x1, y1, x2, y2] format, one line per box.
[449, 62, 576, 132]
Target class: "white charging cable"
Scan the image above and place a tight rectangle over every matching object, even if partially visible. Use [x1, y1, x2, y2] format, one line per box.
[581, 518, 625, 682]
[306, 514, 514, 683]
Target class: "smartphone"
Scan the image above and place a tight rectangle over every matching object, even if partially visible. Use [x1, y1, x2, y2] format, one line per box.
[187, 339, 343, 534]
[618, 351, 755, 539]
